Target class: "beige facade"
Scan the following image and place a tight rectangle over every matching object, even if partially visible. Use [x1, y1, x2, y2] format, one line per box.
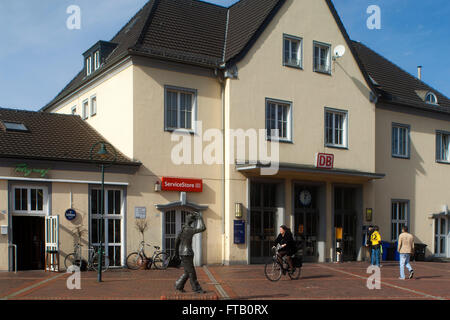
[0, 161, 138, 271]
[374, 105, 450, 257]
[38, 0, 380, 268]
[3, 0, 447, 272]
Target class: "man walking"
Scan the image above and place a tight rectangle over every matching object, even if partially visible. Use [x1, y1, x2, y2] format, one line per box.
[398, 226, 415, 280]
[174, 212, 207, 293]
[370, 226, 381, 267]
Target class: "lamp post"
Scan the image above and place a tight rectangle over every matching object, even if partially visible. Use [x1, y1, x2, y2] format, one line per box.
[90, 141, 117, 283]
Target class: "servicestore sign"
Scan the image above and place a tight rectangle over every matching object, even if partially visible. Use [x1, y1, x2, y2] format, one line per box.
[161, 177, 203, 193]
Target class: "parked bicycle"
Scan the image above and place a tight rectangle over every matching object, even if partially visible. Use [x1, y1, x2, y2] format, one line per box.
[65, 243, 110, 272]
[264, 244, 302, 281]
[126, 241, 170, 270]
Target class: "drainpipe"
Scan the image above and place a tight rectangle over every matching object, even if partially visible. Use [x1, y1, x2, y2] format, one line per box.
[215, 66, 227, 265]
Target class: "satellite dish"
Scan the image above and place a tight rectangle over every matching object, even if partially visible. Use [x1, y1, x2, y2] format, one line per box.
[333, 45, 346, 59]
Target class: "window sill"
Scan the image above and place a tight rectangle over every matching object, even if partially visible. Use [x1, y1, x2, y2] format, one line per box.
[165, 128, 196, 135]
[314, 69, 332, 76]
[392, 155, 410, 160]
[267, 137, 293, 144]
[325, 144, 348, 150]
[436, 160, 450, 165]
[283, 63, 303, 70]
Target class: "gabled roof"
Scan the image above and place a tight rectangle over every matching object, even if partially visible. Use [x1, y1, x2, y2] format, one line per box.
[43, 0, 375, 111]
[352, 41, 450, 115]
[0, 108, 141, 166]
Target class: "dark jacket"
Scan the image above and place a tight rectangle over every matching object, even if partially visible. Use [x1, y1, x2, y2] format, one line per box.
[274, 232, 296, 255]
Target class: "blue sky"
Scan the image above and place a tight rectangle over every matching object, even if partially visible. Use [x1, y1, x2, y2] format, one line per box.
[0, 0, 449, 111]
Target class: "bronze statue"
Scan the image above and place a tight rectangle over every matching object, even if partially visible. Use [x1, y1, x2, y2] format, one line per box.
[174, 211, 206, 293]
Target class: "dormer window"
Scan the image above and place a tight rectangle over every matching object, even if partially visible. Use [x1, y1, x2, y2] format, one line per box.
[425, 92, 438, 105]
[83, 41, 118, 78]
[86, 56, 92, 76]
[94, 51, 100, 71]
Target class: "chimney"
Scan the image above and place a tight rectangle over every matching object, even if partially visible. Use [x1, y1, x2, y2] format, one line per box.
[417, 66, 422, 80]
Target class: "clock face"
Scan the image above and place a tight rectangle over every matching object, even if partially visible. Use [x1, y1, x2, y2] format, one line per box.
[300, 190, 312, 206]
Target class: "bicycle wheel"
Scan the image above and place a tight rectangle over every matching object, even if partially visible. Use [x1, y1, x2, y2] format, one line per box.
[126, 252, 145, 270]
[64, 253, 81, 270]
[288, 266, 301, 280]
[92, 253, 110, 272]
[264, 258, 282, 282]
[153, 252, 170, 270]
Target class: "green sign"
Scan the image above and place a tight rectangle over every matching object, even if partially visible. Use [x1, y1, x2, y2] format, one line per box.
[15, 164, 50, 178]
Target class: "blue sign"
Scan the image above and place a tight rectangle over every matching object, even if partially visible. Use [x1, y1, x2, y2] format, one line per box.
[65, 209, 77, 221]
[234, 220, 246, 244]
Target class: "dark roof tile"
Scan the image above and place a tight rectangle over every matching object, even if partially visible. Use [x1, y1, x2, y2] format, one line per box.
[0, 108, 140, 166]
[352, 41, 450, 114]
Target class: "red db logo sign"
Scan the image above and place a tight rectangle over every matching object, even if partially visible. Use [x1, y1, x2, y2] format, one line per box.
[315, 153, 334, 169]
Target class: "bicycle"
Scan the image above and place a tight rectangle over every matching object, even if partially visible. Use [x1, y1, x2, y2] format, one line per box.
[126, 241, 170, 270]
[65, 243, 110, 272]
[264, 244, 302, 281]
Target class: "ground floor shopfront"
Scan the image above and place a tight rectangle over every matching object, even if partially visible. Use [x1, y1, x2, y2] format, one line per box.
[229, 164, 384, 265]
[1, 163, 448, 272]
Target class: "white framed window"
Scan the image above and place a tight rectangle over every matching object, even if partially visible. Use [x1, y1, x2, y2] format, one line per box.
[71, 106, 77, 115]
[392, 123, 410, 158]
[82, 99, 89, 120]
[313, 41, 331, 74]
[434, 217, 447, 256]
[90, 188, 124, 267]
[86, 56, 92, 76]
[325, 108, 348, 148]
[11, 186, 49, 216]
[164, 86, 197, 131]
[265, 98, 292, 142]
[90, 96, 97, 117]
[436, 131, 450, 163]
[425, 92, 438, 105]
[391, 200, 409, 241]
[283, 34, 302, 68]
[94, 51, 100, 71]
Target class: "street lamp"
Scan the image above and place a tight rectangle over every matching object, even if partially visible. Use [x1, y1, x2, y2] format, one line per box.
[90, 141, 117, 283]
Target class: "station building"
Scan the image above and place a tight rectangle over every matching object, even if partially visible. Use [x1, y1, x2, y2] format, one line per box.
[1, 0, 448, 271]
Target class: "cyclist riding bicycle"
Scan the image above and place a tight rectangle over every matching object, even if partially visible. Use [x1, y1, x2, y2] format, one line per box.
[273, 225, 296, 275]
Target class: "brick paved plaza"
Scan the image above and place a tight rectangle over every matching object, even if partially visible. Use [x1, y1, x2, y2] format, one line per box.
[0, 261, 448, 301]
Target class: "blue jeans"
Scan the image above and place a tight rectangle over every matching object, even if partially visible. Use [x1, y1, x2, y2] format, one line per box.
[371, 247, 380, 266]
[399, 253, 413, 279]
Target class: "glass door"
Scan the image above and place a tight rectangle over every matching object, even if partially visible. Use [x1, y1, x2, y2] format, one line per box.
[334, 187, 357, 261]
[250, 183, 277, 264]
[435, 217, 447, 257]
[90, 188, 124, 267]
[164, 210, 189, 257]
[294, 186, 319, 262]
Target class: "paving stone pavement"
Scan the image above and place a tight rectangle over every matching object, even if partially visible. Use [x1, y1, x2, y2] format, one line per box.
[0, 261, 448, 300]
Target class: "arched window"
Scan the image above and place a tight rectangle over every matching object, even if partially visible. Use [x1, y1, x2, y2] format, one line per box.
[425, 92, 438, 105]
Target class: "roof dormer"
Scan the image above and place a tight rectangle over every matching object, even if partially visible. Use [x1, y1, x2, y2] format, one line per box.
[425, 92, 438, 105]
[83, 41, 118, 77]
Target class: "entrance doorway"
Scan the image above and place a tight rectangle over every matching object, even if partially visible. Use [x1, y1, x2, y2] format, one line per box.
[10, 185, 49, 271]
[250, 183, 278, 264]
[163, 208, 203, 266]
[90, 188, 124, 268]
[294, 185, 319, 262]
[434, 217, 448, 258]
[13, 216, 45, 270]
[334, 187, 357, 261]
